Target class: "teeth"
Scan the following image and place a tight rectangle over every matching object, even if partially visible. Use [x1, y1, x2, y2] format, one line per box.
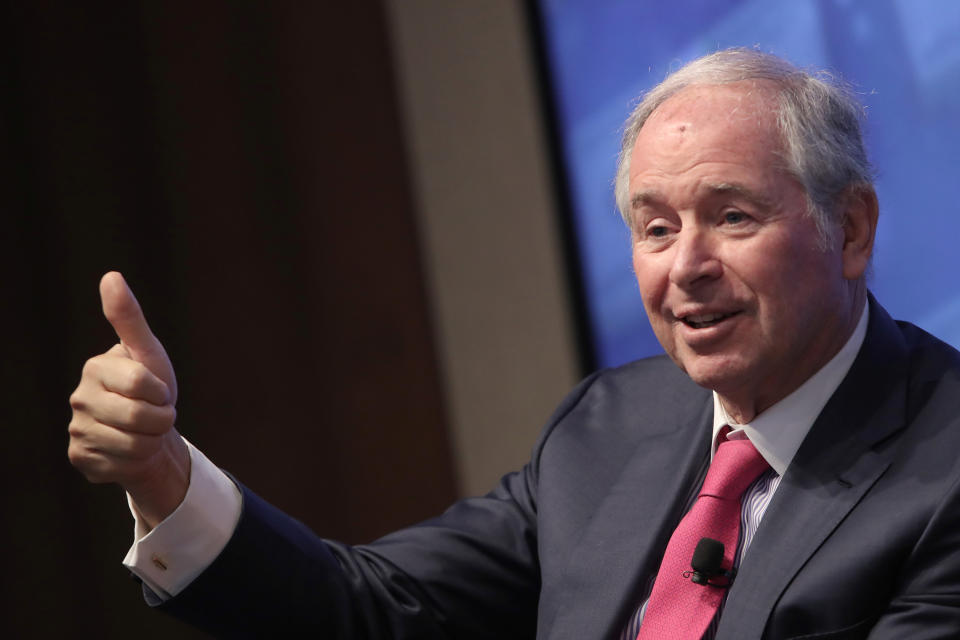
[682, 312, 731, 328]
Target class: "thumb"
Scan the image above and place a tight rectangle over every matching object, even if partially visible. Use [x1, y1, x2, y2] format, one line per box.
[99, 271, 178, 402]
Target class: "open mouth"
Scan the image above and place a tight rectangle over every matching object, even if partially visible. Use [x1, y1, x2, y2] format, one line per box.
[680, 311, 739, 329]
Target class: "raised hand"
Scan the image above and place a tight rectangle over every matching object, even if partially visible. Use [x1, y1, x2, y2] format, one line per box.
[68, 272, 190, 529]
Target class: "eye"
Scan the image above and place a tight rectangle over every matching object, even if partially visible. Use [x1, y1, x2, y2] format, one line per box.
[636, 215, 678, 246]
[722, 210, 748, 225]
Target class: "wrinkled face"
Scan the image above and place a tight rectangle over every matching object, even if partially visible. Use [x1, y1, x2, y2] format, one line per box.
[628, 83, 858, 419]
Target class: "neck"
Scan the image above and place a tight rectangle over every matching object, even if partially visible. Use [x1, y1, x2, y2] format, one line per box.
[719, 289, 867, 424]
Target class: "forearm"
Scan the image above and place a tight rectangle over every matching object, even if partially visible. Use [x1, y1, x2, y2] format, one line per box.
[153, 469, 541, 639]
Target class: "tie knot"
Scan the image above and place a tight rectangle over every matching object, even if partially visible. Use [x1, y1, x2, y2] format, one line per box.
[700, 437, 770, 500]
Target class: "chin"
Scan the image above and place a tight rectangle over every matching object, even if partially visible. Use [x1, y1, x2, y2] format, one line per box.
[675, 353, 753, 395]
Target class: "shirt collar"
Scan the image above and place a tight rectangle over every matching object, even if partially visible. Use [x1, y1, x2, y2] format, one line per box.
[711, 303, 870, 475]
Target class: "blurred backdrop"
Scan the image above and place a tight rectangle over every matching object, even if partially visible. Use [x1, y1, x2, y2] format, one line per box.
[3, 1, 956, 637]
[537, 0, 960, 366]
[2, 2, 577, 637]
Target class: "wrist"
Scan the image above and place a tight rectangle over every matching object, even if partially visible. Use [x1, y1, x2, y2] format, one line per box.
[126, 431, 191, 530]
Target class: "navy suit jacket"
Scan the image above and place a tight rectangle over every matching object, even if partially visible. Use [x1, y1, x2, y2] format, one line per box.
[160, 298, 960, 639]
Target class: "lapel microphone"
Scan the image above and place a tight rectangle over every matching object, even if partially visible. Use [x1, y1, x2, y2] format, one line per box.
[683, 537, 736, 587]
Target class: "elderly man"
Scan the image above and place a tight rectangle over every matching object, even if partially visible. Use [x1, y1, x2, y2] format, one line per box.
[69, 49, 960, 639]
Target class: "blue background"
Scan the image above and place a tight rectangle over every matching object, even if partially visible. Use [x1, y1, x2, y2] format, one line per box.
[538, 0, 960, 367]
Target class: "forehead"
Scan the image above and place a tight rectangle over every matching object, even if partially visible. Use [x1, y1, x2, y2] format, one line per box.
[630, 82, 785, 179]
[646, 81, 781, 126]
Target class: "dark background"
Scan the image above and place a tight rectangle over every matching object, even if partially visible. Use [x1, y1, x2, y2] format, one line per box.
[2, 2, 460, 636]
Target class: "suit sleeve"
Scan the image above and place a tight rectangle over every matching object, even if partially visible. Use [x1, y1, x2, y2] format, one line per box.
[155, 373, 603, 639]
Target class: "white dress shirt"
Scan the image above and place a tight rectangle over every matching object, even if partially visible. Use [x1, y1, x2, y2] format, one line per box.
[126, 306, 869, 606]
[712, 301, 869, 474]
[620, 304, 870, 639]
[123, 440, 241, 599]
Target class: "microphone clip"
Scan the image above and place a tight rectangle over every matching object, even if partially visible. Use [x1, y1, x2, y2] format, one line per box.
[682, 567, 736, 588]
[683, 537, 737, 588]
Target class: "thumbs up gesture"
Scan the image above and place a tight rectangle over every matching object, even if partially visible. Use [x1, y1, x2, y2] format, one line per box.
[68, 272, 190, 529]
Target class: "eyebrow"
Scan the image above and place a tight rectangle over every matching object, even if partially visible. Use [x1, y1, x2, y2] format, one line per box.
[706, 182, 775, 208]
[630, 190, 664, 210]
[630, 182, 775, 210]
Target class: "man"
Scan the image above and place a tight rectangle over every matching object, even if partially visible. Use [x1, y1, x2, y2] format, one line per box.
[69, 49, 960, 638]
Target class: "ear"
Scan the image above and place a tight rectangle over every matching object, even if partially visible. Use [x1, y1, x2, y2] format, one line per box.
[838, 184, 878, 280]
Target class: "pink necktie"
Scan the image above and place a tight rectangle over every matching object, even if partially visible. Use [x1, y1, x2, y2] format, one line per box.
[636, 436, 770, 640]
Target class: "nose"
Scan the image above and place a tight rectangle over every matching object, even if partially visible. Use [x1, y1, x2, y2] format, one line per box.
[669, 228, 723, 288]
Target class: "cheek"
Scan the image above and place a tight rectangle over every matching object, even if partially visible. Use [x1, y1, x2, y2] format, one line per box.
[633, 254, 674, 343]
[737, 242, 832, 319]
[632, 250, 665, 302]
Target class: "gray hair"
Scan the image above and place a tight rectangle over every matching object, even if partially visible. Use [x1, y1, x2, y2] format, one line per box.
[614, 48, 873, 243]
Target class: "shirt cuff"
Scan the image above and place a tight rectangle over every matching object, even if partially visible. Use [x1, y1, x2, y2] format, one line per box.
[122, 437, 242, 600]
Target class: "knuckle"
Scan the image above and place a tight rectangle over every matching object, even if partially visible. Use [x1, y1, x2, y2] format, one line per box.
[68, 442, 128, 485]
[126, 402, 164, 433]
[126, 363, 148, 391]
[67, 419, 86, 439]
[67, 443, 99, 475]
[152, 405, 176, 434]
[122, 402, 144, 428]
[81, 357, 98, 378]
[66, 442, 81, 465]
[68, 390, 85, 410]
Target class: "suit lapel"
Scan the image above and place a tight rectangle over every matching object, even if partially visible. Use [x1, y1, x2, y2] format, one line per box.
[716, 298, 910, 639]
[542, 390, 713, 640]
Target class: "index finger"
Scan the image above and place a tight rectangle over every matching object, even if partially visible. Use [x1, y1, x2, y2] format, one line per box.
[97, 349, 172, 406]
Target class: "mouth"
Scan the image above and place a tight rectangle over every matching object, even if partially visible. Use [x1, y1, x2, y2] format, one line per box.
[678, 311, 741, 329]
